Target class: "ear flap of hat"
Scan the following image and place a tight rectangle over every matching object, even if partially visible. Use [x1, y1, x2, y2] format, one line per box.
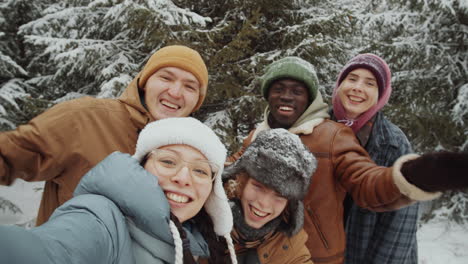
[222, 159, 245, 182]
[204, 175, 233, 236]
[279, 200, 304, 237]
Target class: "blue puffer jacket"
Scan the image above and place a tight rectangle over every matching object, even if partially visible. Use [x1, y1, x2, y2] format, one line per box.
[0, 152, 210, 264]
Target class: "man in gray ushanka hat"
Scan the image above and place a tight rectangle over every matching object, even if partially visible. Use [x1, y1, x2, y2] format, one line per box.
[223, 128, 317, 264]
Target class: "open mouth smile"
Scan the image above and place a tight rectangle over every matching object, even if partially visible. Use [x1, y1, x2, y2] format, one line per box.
[166, 191, 192, 204]
[276, 104, 295, 114]
[250, 205, 270, 218]
[161, 99, 181, 110]
[347, 95, 364, 103]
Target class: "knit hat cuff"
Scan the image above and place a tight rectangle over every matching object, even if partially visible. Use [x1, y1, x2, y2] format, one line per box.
[139, 57, 208, 92]
[337, 63, 384, 96]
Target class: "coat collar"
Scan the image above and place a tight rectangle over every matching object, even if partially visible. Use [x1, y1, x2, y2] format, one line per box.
[74, 152, 174, 242]
[118, 76, 154, 130]
[252, 93, 329, 140]
[127, 218, 209, 263]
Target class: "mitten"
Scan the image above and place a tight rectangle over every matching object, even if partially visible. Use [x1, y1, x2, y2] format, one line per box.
[401, 151, 468, 192]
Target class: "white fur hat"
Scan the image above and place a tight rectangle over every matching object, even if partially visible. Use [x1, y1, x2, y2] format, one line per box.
[133, 117, 237, 264]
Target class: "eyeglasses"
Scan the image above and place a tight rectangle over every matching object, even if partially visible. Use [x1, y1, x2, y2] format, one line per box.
[149, 149, 218, 182]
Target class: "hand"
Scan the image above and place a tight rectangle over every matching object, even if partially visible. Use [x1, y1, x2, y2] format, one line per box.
[401, 151, 468, 192]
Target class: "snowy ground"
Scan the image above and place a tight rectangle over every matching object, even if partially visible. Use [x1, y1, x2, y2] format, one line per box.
[1, 179, 467, 263]
[0, 179, 43, 227]
[417, 219, 468, 264]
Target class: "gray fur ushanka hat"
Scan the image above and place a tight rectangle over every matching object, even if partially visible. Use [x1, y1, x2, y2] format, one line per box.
[223, 128, 317, 236]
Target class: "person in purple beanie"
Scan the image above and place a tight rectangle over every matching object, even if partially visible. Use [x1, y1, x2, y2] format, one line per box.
[331, 53, 418, 264]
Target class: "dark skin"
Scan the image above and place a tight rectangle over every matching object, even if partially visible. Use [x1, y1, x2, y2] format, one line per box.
[267, 78, 310, 129]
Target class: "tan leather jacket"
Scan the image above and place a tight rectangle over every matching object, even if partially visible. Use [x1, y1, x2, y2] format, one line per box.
[229, 120, 422, 264]
[0, 77, 151, 225]
[243, 229, 313, 264]
[198, 229, 312, 264]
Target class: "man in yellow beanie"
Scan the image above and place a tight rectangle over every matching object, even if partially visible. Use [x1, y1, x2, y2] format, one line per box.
[0, 45, 209, 225]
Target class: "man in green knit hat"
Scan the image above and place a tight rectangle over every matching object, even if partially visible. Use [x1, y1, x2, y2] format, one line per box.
[228, 56, 468, 264]
[259, 57, 327, 131]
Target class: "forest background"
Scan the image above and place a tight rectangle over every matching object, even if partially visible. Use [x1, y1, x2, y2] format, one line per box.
[0, 0, 467, 226]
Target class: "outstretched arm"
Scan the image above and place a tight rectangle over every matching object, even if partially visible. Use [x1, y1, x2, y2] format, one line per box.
[0, 102, 77, 185]
[0, 194, 133, 264]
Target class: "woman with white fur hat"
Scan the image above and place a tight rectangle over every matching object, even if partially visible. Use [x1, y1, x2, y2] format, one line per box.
[0, 117, 237, 264]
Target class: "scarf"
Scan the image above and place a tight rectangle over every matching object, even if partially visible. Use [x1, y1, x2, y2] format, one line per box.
[252, 92, 330, 141]
[230, 200, 281, 250]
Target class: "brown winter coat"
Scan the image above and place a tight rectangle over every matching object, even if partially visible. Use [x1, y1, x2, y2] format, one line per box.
[229, 120, 433, 264]
[198, 228, 312, 264]
[0, 77, 152, 225]
[238, 229, 313, 264]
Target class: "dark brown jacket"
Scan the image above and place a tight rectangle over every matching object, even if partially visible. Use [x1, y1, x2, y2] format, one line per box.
[238, 229, 313, 264]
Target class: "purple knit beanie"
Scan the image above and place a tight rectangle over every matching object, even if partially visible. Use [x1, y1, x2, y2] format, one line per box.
[332, 53, 392, 133]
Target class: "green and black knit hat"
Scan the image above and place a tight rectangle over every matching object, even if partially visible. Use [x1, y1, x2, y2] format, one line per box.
[261, 56, 319, 103]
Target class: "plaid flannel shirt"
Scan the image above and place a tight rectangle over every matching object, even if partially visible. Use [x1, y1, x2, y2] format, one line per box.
[344, 112, 419, 264]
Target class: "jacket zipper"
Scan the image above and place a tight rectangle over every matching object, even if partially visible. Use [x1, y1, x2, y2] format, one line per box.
[307, 207, 329, 249]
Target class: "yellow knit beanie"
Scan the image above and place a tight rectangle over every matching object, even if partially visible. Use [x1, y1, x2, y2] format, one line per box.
[138, 45, 209, 111]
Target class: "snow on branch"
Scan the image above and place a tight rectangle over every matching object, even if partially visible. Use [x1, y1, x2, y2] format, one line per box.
[0, 116, 15, 129]
[97, 74, 133, 98]
[144, 0, 212, 26]
[0, 52, 28, 78]
[0, 79, 29, 115]
[19, 6, 97, 38]
[452, 83, 468, 125]
[90, 0, 211, 27]
[23, 36, 138, 88]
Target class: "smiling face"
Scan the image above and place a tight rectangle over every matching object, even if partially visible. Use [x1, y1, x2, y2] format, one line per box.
[267, 78, 310, 129]
[337, 68, 379, 119]
[143, 67, 201, 120]
[144, 144, 213, 223]
[240, 178, 288, 229]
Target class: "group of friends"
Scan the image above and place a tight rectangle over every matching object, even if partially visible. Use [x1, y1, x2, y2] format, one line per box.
[0, 45, 467, 264]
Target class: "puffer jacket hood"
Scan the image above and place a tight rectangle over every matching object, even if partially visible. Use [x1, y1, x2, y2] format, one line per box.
[74, 152, 210, 261]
